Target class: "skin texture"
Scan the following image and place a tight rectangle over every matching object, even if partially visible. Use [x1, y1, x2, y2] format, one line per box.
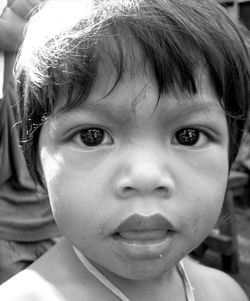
[39, 69, 229, 280]
[44, 70, 229, 293]
[0, 70, 248, 300]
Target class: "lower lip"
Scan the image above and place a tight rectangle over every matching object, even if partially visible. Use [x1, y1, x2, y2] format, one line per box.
[111, 230, 174, 260]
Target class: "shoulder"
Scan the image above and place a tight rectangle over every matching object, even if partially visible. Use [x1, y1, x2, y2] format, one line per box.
[0, 240, 104, 301]
[183, 256, 249, 301]
[0, 269, 63, 301]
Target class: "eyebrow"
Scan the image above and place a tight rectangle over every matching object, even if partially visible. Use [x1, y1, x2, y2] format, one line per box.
[57, 93, 224, 124]
[176, 100, 223, 116]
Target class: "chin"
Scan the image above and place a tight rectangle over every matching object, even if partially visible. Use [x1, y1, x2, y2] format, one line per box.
[116, 260, 174, 281]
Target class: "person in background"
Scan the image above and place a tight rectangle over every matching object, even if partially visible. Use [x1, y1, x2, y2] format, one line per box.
[0, 0, 60, 284]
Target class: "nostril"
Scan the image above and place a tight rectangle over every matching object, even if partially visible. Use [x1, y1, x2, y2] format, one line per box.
[117, 186, 136, 198]
[121, 186, 169, 198]
[155, 186, 169, 197]
[158, 187, 167, 190]
[123, 187, 134, 193]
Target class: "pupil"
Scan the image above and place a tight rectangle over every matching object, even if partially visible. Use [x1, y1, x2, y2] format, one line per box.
[176, 129, 198, 145]
[80, 128, 104, 146]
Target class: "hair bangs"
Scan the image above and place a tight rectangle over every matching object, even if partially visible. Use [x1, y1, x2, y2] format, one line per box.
[56, 23, 203, 115]
[15, 0, 250, 186]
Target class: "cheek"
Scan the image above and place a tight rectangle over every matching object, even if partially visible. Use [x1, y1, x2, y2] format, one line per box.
[40, 150, 106, 238]
[183, 189, 226, 244]
[179, 154, 229, 241]
[47, 176, 97, 242]
[191, 201, 221, 232]
[185, 146, 229, 212]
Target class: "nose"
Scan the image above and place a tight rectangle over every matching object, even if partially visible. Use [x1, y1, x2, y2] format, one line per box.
[113, 151, 175, 199]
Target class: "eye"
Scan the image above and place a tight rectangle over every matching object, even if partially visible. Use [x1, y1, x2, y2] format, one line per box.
[73, 128, 113, 147]
[173, 128, 208, 147]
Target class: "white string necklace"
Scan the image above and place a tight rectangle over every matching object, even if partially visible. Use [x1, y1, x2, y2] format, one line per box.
[72, 246, 195, 301]
[73, 246, 131, 301]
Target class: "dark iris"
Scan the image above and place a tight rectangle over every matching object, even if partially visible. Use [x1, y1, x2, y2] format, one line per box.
[80, 128, 105, 146]
[175, 128, 199, 146]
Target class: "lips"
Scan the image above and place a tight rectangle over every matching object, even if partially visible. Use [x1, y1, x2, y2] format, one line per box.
[111, 214, 175, 259]
[118, 229, 167, 241]
[114, 213, 175, 238]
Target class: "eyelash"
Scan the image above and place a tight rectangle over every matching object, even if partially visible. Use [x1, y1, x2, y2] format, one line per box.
[70, 127, 211, 148]
[71, 127, 113, 147]
[172, 128, 210, 147]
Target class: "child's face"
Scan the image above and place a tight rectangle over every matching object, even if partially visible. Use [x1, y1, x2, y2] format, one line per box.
[39, 69, 229, 280]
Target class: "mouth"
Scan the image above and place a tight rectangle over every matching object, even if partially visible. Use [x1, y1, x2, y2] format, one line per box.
[113, 229, 168, 242]
[111, 214, 175, 260]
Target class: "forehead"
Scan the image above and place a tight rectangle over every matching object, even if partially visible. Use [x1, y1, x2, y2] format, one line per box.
[65, 68, 222, 123]
[53, 36, 221, 121]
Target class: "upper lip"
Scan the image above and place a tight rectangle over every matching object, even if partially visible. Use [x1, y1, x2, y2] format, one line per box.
[114, 213, 175, 233]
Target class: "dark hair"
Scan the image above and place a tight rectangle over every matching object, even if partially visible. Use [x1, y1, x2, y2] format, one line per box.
[15, 0, 250, 188]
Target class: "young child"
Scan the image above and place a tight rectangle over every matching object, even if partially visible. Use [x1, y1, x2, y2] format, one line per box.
[1, 0, 249, 300]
